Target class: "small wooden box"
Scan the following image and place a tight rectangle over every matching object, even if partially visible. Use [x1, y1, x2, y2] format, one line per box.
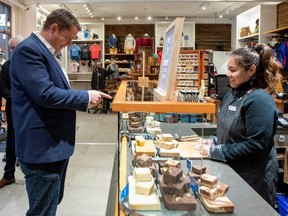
[240, 26, 251, 37]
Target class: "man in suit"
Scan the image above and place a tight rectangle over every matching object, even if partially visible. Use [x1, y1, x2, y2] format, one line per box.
[10, 9, 112, 215]
[0, 35, 25, 189]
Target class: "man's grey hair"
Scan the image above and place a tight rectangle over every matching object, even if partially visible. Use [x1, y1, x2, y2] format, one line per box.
[9, 35, 25, 46]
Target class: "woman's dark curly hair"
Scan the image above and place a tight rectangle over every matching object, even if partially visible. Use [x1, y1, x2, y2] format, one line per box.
[231, 43, 282, 95]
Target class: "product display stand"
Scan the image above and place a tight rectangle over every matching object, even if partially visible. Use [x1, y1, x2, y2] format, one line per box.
[138, 51, 149, 87]
[154, 17, 184, 102]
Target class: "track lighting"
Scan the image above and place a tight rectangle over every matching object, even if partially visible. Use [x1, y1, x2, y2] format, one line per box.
[83, 4, 94, 18]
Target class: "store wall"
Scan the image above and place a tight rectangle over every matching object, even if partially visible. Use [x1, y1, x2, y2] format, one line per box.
[195, 24, 231, 51]
[105, 24, 154, 53]
[17, 4, 37, 38]
[277, 2, 288, 28]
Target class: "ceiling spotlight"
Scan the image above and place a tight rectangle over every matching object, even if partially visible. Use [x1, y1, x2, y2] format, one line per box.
[101, 17, 105, 20]
[135, 16, 138, 20]
[148, 16, 152, 20]
[219, 14, 223, 18]
[165, 16, 168, 20]
[117, 16, 121, 20]
[200, 2, 209, 11]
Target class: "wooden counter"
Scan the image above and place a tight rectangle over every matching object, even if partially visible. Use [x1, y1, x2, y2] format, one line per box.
[112, 81, 216, 114]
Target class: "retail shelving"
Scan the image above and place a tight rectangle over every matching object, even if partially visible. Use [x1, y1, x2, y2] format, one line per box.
[236, 4, 276, 48]
[155, 21, 195, 53]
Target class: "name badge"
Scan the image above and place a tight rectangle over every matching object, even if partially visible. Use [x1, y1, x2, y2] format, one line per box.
[228, 105, 236, 112]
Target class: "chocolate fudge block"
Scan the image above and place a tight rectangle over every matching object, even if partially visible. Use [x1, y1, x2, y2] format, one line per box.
[200, 174, 218, 188]
[160, 176, 190, 196]
[165, 159, 181, 168]
[163, 166, 183, 184]
[200, 185, 219, 200]
[136, 154, 153, 167]
[215, 182, 229, 196]
[130, 121, 141, 128]
[161, 190, 197, 211]
[192, 165, 206, 175]
[187, 171, 201, 181]
[130, 116, 140, 122]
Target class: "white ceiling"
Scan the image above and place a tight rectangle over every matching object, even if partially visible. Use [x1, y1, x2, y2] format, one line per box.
[35, 1, 281, 24]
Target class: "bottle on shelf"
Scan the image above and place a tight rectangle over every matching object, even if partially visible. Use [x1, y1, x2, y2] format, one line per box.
[199, 79, 206, 100]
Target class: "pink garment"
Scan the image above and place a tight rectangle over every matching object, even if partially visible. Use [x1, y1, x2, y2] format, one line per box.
[70, 61, 79, 73]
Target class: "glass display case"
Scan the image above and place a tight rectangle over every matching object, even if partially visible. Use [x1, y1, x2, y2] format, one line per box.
[111, 80, 279, 216]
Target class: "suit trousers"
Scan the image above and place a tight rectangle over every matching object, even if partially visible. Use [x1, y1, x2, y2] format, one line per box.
[3, 104, 16, 180]
[20, 158, 69, 216]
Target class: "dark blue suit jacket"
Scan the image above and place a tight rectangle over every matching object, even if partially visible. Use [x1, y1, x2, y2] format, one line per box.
[10, 33, 89, 164]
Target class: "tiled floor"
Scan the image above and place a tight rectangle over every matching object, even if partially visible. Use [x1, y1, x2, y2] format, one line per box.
[0, 111, 118, 216]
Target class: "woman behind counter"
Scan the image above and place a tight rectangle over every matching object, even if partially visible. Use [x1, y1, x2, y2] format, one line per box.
[202, 43, 282, 207]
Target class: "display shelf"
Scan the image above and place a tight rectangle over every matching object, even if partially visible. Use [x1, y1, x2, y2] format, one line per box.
[104, 53, 134, 74]
[155, 21, 195, 53]
[264, 26, 288, 35]
[63, 23, 105, 90]
[68, 72, 92, 90]
[236, 4, 277, 48]
[177, 50, 209, 95]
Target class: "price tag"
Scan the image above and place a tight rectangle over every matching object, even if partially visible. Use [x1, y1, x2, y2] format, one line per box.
[186, 159, 192, 172]
[120, 183, 129, 203]
[189, 176, 199, 198]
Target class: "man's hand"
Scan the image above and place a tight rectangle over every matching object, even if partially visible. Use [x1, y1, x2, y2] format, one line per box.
[88, 90, 113, 105]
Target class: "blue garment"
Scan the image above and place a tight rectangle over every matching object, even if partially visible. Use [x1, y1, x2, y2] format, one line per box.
[20, 159, 69, 216]
[69, 44, 80, 60]
[10, 32, 89, 164]
[83, 30, 89, 39]
[10, 32, 89, 215]
[108, 34, 119, 49]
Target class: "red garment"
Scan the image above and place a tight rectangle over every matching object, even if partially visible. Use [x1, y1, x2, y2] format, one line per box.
[89, 44, 101, 60]
[135, 37, 153, 53]
[157, 50, 163, 66]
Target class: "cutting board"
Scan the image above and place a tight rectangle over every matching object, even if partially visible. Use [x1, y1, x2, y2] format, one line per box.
[177, 141, 209, 159]
[133, 140, 208, 159]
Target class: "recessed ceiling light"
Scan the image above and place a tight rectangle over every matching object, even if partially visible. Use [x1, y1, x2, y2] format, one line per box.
[148, 16, 152, 20]
[135, 16, 138, 20]
[101, 17, 105, 20]
[117, 16, 121, 20]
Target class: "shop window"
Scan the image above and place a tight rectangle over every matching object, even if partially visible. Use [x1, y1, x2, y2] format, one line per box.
[0, 2, 11, 61]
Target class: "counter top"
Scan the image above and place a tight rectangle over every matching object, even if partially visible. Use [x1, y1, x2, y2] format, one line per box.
[112, 81, 216, 114]
[119, 122, 279, 216]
